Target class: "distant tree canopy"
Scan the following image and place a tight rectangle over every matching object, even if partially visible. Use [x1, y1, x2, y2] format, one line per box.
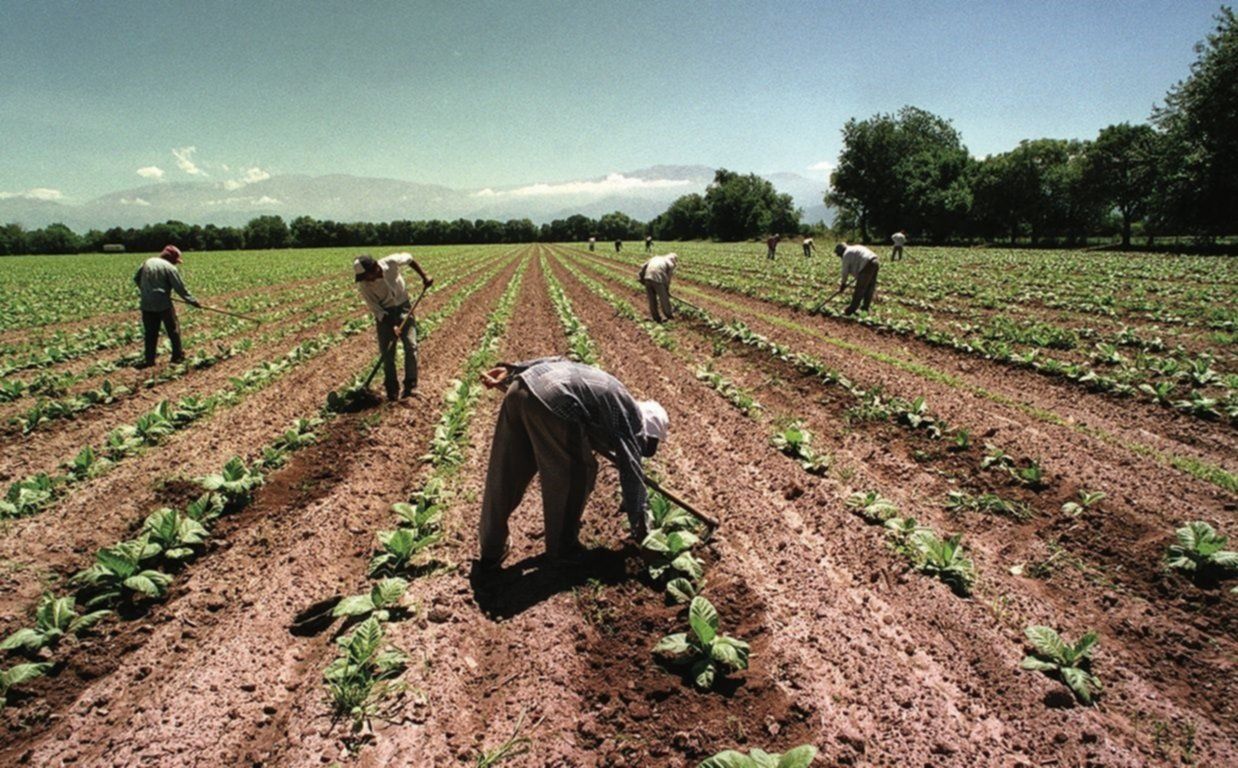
[705, 169, 801, 241]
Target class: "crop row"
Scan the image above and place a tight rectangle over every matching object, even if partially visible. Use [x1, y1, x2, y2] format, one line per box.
[0, 254, 512, 521]
[0, 253, 512, 713]
[320, 256, 527, 749]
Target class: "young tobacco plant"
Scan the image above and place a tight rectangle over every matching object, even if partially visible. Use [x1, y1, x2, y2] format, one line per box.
[332, 578, 410, 622]
[198, 457, 263, 507]
[323, 617, 409, 733]
[699, 745, 818, 768]
[771, 422, 829, 475]
[71, 535, 172, 607]
[654, 596, 750, 690]
[845, 491, 899, 524]
[1020, 625, 1103, 704]
[945, 490, 1031, 520]
[0, 594, 111, 653]
[143, 507, 210, 562]
[1060, 490, 1106, 517]
[0, 662, 51, 710]
[642, 529, 705, 585]
[1165, 521, 1237, 583]
[369, 527, 442, 577]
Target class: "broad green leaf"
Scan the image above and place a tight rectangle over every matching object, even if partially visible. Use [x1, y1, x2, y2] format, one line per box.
[332, 594, 376, 617]
[671, 551, 705, 580]
[1071, 631, 1099, 661]
[1024, 625, 1068, 663]
[689, 596, 719, 645]
[67, 610, 111, 635]
[1060, 666, 1099, 704]
[711, 635, 751, 670]
[691, 658, 716, 690]
[123, 573, 168, 598]
[666, 530, 700, 552]
[666, 578, 697, 604]
[0, 628, 45, 652]
[1020, 656, 1058, 672]
[697, 750, 753, 768]
[653, 633, 691, 657]
[0, 662, 51, 691]
[776, 745, 819, 768]
[370, 578, 408, 608]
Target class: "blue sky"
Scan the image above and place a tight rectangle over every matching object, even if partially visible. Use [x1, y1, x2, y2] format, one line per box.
[0, 0, 1223, 201]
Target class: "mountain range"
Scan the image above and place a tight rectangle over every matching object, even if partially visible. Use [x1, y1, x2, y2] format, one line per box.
[0, 165, 833, 231]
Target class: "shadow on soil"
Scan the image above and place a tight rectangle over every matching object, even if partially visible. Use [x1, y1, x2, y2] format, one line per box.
[467, 545, 638, 620]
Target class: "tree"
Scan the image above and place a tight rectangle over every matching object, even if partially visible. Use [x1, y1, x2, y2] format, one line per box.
[827, 106, 973, 242]
[1083, 124, 1160, 246]
[25, 223, 82, 254]
[1151, 6, 1238, 236]
[705, 169, 799, 241]
[243, 215, 289, 249]
[290, 216, 327, 248]
[0, 223, 26, 255]
[652, 193, 709, 240]
[597, 211, 644, 240]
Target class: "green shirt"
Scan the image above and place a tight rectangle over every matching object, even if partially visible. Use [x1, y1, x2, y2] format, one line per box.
[134, 257, 196, 312]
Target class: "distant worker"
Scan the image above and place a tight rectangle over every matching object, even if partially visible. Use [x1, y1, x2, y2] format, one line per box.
[766, 233, 780, 260]
[588, 236, 596, 252]
[476, 357, 669, 567]
[802, 237, 815, 258]
[133, 245, 200, 369]
[638, 252, 678, 323]
[354, 252, 434, 401]
[834, 242, 880, 316]
[614, 239, 623, 253]
[891, 230, 907, 261]
[644, 235, 654, 253]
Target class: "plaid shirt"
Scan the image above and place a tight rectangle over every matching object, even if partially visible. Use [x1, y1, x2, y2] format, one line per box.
[507, 357, 649, 535]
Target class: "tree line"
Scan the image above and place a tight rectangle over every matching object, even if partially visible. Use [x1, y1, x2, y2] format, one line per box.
[827, 7, 1237, 247]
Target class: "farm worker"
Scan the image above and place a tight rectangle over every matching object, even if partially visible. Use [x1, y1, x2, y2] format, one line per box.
[133, 245, 200, 368]
[891, 230, 906, 261]
[588, 236, 596, 252]
[644, 235, 654, 253]
[766, 233, 780, 260]
[802, 237, 815, 257]
[614, 238, 623, 253]
[354, 253, 434, 401]
[638, 252, 678, 323]
[476, 358, 669, 567]
[834, 242, 880, 315]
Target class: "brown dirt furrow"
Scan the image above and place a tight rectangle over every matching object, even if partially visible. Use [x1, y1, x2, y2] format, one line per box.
[541, 250, 1235, 766]
[0, 252, 524, 767]
[0, 265, 495, 629]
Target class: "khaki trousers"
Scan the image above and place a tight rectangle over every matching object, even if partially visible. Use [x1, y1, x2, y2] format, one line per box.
[479, 382, 598, 560]
[644, 281, 673, 322]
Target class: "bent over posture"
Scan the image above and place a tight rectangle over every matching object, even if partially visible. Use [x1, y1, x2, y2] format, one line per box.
[133, 245, 199, 368]
[354, 253, 433, 400]
[835, 242, 880, 315]
[477, 358, 669, 566]
[638, 252, 678, 323]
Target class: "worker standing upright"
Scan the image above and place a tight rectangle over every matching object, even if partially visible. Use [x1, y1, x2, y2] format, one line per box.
[354, 253, 434, 401]
[834, 242, 880, 315]
[644, 235, 654, 253]
[588, 236, 596, 252]
[476, 358, 669, 567]
[638, 252, 678, 323]
[891, 230, 907, 261]
[614, 239, 623, 253]
[766, 233, 780, 260]
[133, 245, 200, 368]
[802, 237, 815, 257]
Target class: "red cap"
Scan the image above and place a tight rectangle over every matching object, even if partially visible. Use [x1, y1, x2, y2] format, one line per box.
[160, 245, 182, 263]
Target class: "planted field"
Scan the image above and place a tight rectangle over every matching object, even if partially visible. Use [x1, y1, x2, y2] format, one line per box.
[0, 243, 1234, 767]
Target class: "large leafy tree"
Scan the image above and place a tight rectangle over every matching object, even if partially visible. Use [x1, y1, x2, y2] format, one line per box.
[827, 106, 973, 242]
[1083, 123, 1161, 247]
[971, 139, 1096, 245]
[704, 169, 799, 241]
[651, 193, 709, 240]
[1151, 6, 1238, 237]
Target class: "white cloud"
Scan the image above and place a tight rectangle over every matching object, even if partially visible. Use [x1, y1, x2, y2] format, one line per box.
[807, 160, 836, 173]
[241, 166, 270, 184]
[472, 173, 691, 199]
[204, 195, 281, 207]
[0, 188, 64, 201]
[172, 146, 207, 176]
[120, 196, 151, 206]
[253, 195, 280, 205]
[136, 166, 165, 180]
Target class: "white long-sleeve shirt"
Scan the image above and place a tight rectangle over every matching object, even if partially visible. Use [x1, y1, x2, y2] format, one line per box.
[892, 232, 907, 246]
[357, 253, 415, 321]
[639, 253, 677, 285]
[839, 245, 879, 282]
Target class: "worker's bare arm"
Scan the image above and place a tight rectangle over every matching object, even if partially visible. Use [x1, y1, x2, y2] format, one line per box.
[480, 366, 511, 389]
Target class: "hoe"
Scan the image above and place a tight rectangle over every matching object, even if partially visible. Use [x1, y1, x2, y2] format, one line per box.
[174, 296, 262, 323]
[329, 283, 430, 410]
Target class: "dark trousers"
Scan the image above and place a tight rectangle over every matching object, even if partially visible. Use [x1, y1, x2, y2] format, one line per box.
[846, 262, 879, 315]
[767, 246, 776, 260]
[376, 304, 417, 396]
[892, 245, 904, 261]
[479, 382, 598, 561]
[142, 308, 182, 363]
[645, 281, 673, 323]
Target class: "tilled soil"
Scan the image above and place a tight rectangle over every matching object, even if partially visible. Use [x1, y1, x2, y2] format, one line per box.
[0, 252, 524, 766]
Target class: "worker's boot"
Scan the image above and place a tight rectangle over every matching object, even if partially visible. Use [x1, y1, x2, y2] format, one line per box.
[400, 382, 416, 399]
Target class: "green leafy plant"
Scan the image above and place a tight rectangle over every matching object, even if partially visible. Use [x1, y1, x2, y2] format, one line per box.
[0, 662, 51, 709]
[71, 535, 172, 606]
[648, 491, 698, 534]
[198, 457, 263, 507]
[332, 578, 410, 622]
[184, 492, 225, 525]
[945, 490, 1031, 520]
[1020, 625, 1103, 704]
[369, 527, 442, 576]
[0, 594, 111, 653]
[771, 422, 829, 475]
[323, 617, 408, 732]
[64, 445, 110, 481]
[1061, 490, 1106, 517]
[642, 529, 705, 583]
[654, 596, 750, 690]
[0, 474, 57, 518]
[699, 744, 817, 768]
[143, 507, 210, 561]
[845, 491, 899, 524]
[1165, 521, 1238, 583]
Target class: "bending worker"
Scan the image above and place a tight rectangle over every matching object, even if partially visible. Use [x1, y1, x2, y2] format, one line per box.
[476, 357, 669, 568]
[835, 242, 880, 315]
[802, 237, 815, 258]
[354, 253, 433, 401]
[133, 244, 199, 368]
[638, 251, 678, 323]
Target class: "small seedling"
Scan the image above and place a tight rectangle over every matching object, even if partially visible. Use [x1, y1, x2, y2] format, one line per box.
[1061, 490, 1106, 517]
[845, 491, 899, 524]
[332, 578, 409, 622]
[699, 745, 818, 768]
[1165, 521, 1237, 584]
[0, 662, 51, 709]
[0, 594, 110, 653]
[654, 596, 750, 690]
